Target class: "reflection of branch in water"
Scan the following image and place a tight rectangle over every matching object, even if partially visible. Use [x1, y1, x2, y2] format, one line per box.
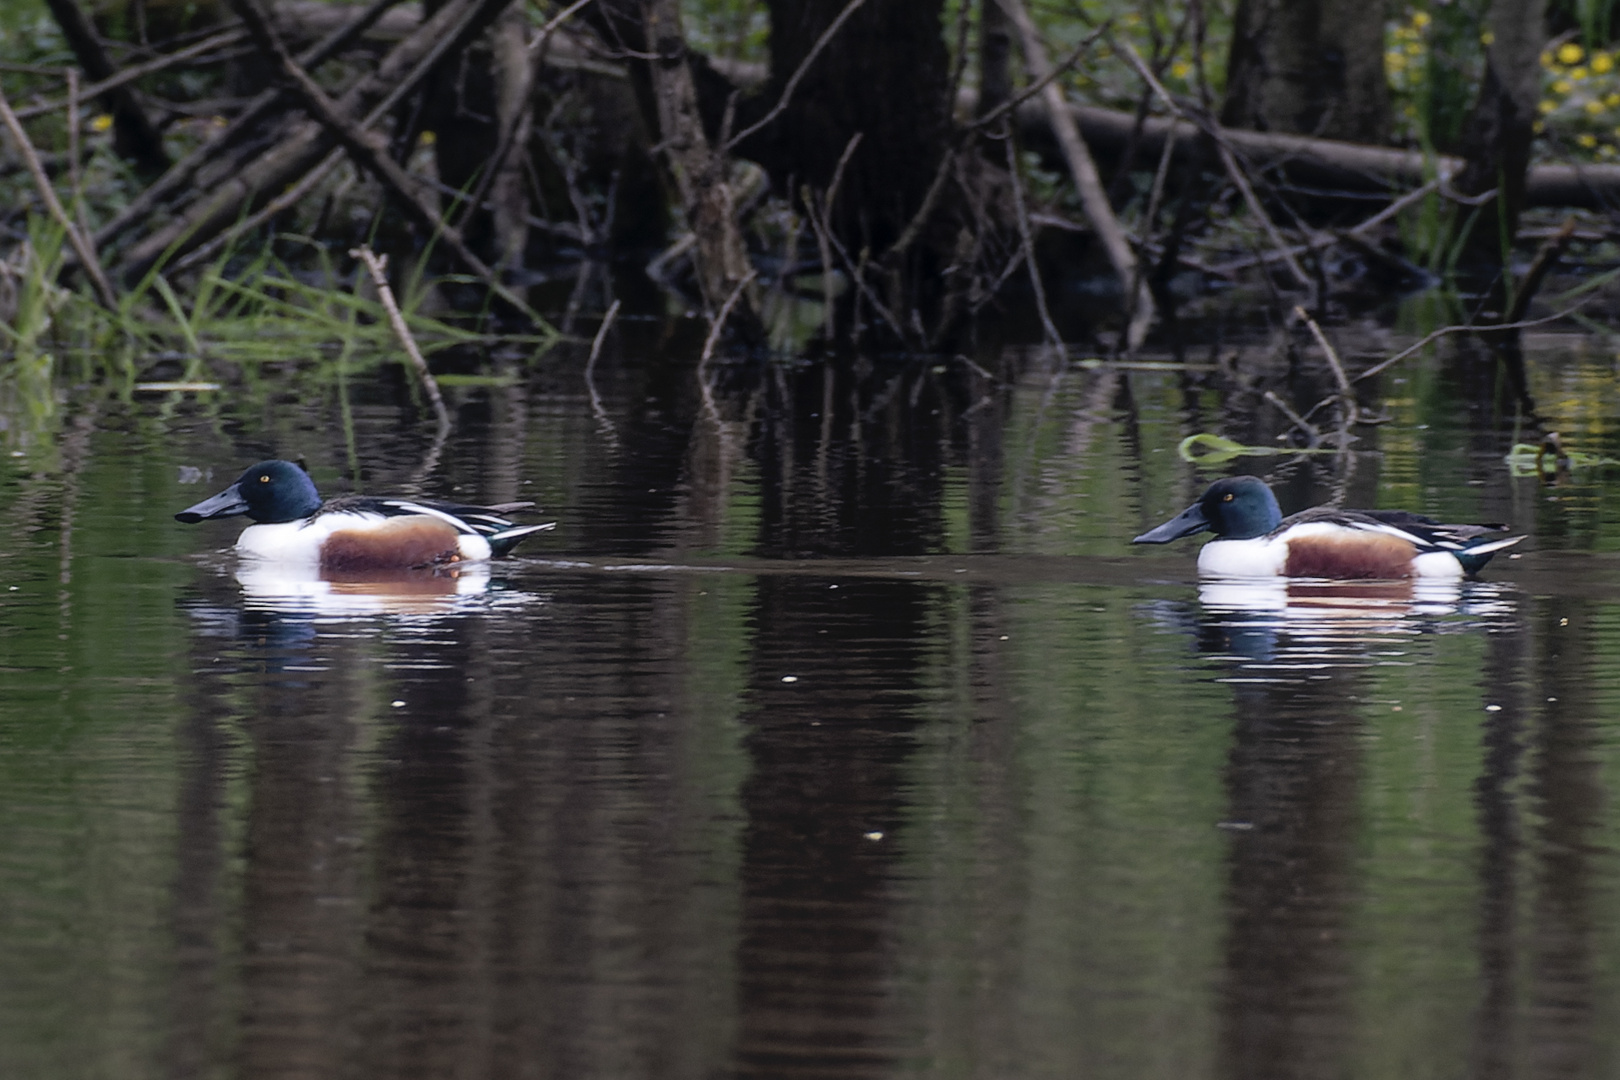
[405, 421, 450, 496]
[698, 270, 759, 427]
[585, 299, 621, 449]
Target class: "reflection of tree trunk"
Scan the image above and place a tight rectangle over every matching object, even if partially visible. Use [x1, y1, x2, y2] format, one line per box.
[733, 577, 927, 1076]
[1471, 615, 1527, 1080]
[1220, 0, 1389, 142]
[1217, 675, 1359, 1080]
[1454, 0, 1547, 265]
[1523, 600, 1599, 1077]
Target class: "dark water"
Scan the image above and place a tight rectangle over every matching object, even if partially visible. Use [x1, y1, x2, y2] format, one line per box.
[4, 326, 1620, 1079]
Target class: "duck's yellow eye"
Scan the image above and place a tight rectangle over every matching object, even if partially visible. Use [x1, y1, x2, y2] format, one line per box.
[260, 476, 270, 483]
[1223, 493, 1234, 501]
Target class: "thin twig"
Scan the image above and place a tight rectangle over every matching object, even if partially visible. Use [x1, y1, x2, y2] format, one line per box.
[1115, 37, 1314, 298]
[1347, 177, 1442, 237]
[0, 85, 117, 310]
[1004, 132, 1061, 350]
[66, 68, 90, 241]
[458, 0, 597, 231]
[1002, 1, 1153, 347]
[724, 0, 870, 151]
[700, 270, 760, 365]
[802, 183, 837, 342]
[171, 147, 345, 273]
[586, 297, 621, 373]
[966, 25, 1108, 134]
[825, 131, 863, 219]
[886, 26, 1105, 265]
[1503, 217, 1576, 325]
[1264, 390, 1321, 445]
[16, 28, 248, 120]
[1294, 305, 1351, 395]
[350, 245, 451, 434]
[1352, 304, 1588, 384]
[585, 298, 621, 448]
[697, 271, 758, 426]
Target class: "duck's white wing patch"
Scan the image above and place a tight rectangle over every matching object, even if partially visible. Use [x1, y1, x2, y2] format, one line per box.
[380, 499, 482, 535]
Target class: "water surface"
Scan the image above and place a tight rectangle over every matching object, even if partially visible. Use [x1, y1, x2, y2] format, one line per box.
[3, 330, 1620, 1078]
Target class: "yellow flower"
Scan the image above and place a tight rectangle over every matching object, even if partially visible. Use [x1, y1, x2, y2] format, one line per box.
[1534, 119, 1546, 132]
[1481, 31, 1495, 46]
[1595, 52, 1615, 73]
[89, 114, 112, 132]
[1605, 92, 1620, 106]
[1412, 11, 1431, 27]
[1554, 79, 1574, 95]
[1558, 42, 1585, 65]
[1573, 66, 1589, 79]
[1171, 60, 1191, 79]
[1388, 53, 1408, 72]
[1578, 132, 1598, 147]
[419, 130, 436, 146]
[1405, 42, 1423, 55]
[1602, 144, 1617, 158]
[1586, 99, 1605, 114]
[1541, 49, 1554, 66]
[1539, 99, 1557, 113]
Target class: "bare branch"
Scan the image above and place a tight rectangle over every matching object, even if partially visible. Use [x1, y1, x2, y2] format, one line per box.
[16, 28, 248, 120]
[724, 0, 870, 151]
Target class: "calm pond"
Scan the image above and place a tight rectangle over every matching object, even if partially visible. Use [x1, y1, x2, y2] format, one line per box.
[3, 310, 1620, 1079]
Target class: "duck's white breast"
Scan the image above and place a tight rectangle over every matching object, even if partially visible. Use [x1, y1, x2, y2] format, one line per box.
[1196, 536, 1290, 577]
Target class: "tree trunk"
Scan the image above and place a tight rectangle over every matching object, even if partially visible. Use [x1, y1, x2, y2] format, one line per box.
[977, 0, 1013, 121]
[642, 0, 758, 319]
[489, 5, 531, 269]
[752, 0, 953, 254]
[1454, 0, 1547, 265]
[1220, 0, 1389, 142]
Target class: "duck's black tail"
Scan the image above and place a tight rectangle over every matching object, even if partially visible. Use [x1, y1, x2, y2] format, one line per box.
[488, 521, 556, 557]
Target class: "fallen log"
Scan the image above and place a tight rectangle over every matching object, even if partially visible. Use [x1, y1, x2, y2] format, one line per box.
[1042, 103, 1620, 211]
[708, 58, 1620, 210]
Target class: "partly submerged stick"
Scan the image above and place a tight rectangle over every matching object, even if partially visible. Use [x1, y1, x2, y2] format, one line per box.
[0, 84, 118, 310]
[351, 245, 451, 434]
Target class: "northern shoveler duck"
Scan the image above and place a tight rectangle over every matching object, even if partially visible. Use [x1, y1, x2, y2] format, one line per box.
[1132, 475, 1524, 579]
[176, 460, 554, 570]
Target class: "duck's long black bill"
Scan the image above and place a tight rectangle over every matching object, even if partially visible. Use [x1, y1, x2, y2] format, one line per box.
[175, 483, 249, 523]
[1132, 503, 1212, 544]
